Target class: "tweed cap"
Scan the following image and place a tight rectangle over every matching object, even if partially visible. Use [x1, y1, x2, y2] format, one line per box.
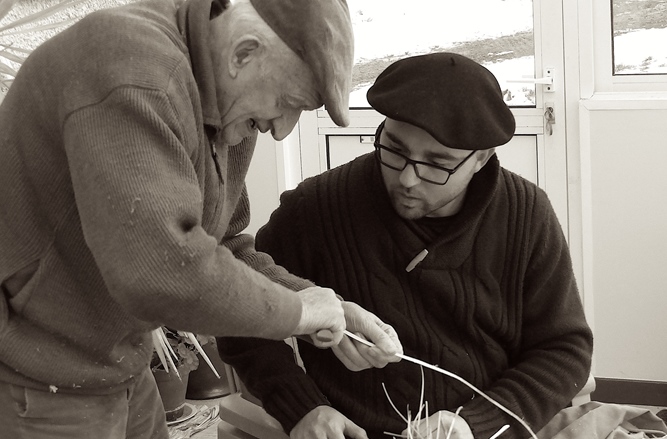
[367, 53, 516, 150]
[249, 0, 353, 127]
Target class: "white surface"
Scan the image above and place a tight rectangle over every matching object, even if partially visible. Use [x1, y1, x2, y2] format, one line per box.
[613, 28, 667, 75]
[580, 106, 667, 381]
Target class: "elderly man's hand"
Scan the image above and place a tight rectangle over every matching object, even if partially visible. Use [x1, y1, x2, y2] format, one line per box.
[402, 410, 474, 439]
[290, 406, 368, 439]
[331, 301, 403, 371]
[293, 287, 345, 348]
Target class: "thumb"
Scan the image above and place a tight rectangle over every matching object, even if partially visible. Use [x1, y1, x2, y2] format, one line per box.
[369, 323, 403, 356]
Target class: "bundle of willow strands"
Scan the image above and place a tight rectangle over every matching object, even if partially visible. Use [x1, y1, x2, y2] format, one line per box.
[152, 328, 180, 377]
[382, 366, 466, 439]
[151, 327, 220, 379]
[344, 330, 537, 439]
[384, 394, 507, 439]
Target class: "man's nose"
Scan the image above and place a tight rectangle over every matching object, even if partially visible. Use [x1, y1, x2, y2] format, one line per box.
[398, 163, 421, 188]
[271, 110, 302, 141]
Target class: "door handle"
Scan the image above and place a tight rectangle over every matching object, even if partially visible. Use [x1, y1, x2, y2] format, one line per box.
[507, 68, 555, 92]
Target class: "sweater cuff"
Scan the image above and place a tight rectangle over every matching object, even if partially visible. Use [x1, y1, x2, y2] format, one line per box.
[260, 373, 331, 434]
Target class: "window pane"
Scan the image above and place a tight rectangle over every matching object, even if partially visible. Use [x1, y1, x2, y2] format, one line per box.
[612, 0, 667, 75]
[349, 0, 535, 108]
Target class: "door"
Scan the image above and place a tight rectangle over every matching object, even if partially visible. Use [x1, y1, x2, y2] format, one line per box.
[293, 0, 570, 232]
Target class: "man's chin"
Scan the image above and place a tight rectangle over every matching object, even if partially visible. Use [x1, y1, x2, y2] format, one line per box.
[220, 133, 243, 145]
[220, 125, 252, 145]
[393, 201, 425, 220]
[397, 211, 425, 220]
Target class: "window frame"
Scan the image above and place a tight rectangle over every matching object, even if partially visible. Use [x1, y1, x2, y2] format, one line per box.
[587, 0, 667, 93]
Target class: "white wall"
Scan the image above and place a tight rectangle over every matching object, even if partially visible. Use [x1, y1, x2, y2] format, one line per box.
[245, 133, 284, 236]
[580, 99, 667, 381]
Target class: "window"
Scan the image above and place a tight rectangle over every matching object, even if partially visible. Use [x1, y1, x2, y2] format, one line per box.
[589, 0, 667, 91]
[611, 0, 667, 75]
[348, 0, 536, 107]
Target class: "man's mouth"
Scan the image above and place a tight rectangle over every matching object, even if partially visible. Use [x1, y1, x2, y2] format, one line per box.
[396, 192, 421, 207]
[396, 189, 419, 200]
[249, 119, 271, 135]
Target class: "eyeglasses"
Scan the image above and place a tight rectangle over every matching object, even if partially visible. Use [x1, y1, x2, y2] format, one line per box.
[373, 122, 477, 186]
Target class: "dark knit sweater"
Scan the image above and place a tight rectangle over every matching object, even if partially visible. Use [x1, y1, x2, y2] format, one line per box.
[219, 153, 593, 439]
[0, 0, 311, 394]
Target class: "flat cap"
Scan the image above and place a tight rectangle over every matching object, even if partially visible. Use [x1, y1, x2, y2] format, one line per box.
[367, 53, 515, 150]
[249, 0, 353, 127]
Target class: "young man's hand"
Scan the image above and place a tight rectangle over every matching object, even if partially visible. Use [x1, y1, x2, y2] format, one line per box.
[290, 406, 368, 439]
[331, 301, 403, 371]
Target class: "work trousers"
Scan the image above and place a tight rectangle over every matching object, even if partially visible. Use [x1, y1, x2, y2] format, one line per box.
[0, 367, 169, 439]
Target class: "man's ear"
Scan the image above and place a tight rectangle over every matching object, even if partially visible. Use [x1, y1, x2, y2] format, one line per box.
[473, 148, 496, 173]
[228, 36, 262, 78]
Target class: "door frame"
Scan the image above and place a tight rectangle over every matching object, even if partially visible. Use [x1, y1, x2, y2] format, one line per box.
[295, 0, 569, 233]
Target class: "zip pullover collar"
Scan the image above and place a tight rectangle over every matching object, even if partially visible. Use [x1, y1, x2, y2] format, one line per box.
[177, 0, 230, 134]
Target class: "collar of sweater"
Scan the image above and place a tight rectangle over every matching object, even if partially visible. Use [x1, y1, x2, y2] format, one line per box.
[364, 154, 501, 270]
[177, 0, 229, 134]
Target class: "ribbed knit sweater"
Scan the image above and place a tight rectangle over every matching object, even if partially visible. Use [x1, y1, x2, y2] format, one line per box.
[0, 0, 311, 394]
[219, 154, 594, 439]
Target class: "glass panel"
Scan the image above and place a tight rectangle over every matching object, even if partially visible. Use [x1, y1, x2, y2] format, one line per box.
[0, 0, 133, 53]
[349, 0, 536, 108]
[494, 135, 537, 184]
[0, 0, 134, 97]
[612, 0, 667, 75]
[327, 136, 374, 169]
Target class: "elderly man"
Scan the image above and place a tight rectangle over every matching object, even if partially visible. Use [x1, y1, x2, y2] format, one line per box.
[0, 0, 401, 437]
[218, 53, 594, 439]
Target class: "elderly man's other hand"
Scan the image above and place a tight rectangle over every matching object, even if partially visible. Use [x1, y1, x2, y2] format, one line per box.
[294, 287, 345, 348]
[290, 406, 368, 439]
[331, 301, 403, 371]
[402, 410, 474, 439]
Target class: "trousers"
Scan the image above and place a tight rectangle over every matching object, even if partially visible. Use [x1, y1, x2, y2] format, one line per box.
[0, 367, 169, 439]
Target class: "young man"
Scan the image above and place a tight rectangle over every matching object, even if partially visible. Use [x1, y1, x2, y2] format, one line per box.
[218, 53, 594, 439]
[0, 0, 400, 437]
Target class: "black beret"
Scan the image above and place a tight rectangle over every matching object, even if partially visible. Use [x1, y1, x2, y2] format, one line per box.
[367, 53, 516, 150]
[249, 0, 353, 127]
